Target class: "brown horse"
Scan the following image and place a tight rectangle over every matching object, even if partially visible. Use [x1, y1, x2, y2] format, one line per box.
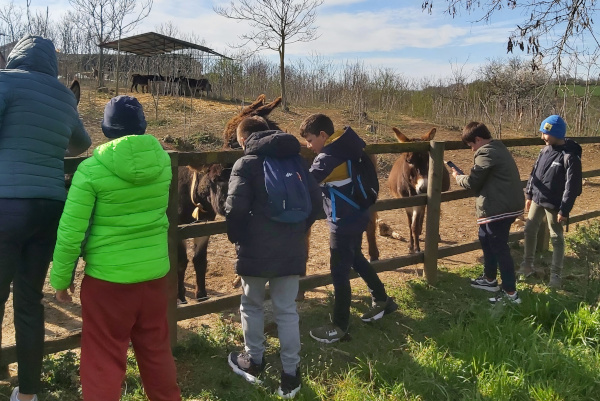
[177, 94, 283, 303]
[388, 127, 450, 253]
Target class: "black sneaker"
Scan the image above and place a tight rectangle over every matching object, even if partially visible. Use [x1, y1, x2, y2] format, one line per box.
[361, 297, 398, 322]
[277, 368, 301, 399]
[228, 351, 265, 384]
[470, 274, 500, 292]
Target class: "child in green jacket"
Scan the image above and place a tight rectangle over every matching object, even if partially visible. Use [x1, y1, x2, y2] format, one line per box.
[51, 96, 181, 401]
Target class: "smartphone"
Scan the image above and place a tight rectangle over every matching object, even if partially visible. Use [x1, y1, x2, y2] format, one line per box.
[445, 160, 464, 175]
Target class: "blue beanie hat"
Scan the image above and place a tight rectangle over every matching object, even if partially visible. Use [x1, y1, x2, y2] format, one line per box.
[101, 95, 147, 139]
[539, 115, 566, 140]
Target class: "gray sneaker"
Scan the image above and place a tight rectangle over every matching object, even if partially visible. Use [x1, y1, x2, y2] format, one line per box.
[548, 273, 562, 289]
[489, 290, 522, 305]
[515, 262, 535, 278]
[361, 297, 398, 322]
[309, 324, 349, 343]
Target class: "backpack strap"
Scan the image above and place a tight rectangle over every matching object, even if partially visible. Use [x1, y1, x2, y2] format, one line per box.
[328, 185, 360, 223]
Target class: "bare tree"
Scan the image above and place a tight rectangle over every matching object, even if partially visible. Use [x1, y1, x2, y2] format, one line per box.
[422, 1, 600, 73]
[0, 0, 26, 42]
[215, 0, 324, 111]
[69, 0, 153, 88]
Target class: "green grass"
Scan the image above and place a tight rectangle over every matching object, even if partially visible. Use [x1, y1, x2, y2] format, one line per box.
[3, 222, 600, 400]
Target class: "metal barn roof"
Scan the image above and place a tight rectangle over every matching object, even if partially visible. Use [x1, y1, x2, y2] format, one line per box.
[99, 32, 231, 59]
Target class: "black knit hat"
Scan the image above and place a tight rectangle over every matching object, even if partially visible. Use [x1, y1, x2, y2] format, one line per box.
[101, 95, 147, 139]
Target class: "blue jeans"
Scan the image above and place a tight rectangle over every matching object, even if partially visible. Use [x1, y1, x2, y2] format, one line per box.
[330, 232, 387, 331]
[478, 217, 517, 293]
[0, 198, 64, 394]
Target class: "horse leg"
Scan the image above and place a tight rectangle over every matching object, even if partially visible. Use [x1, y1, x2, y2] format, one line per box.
[177, 239, 188, 304]
[405, 208, 415, 253]
[192, 236, 210, 301]
[366, 210, 379, 261]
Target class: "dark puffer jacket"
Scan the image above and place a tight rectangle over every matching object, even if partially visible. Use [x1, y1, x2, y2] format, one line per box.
[525, 139, 582, 217]
[309, 126, 371, 235]
[0, 35, 91, 201]
[225, 130, 322, 278]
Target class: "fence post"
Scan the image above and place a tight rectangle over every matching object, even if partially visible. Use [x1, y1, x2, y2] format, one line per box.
[167, 152, 180, 348]
[424, 141, 445, 284]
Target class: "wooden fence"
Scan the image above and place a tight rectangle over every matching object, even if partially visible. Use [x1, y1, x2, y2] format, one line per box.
[1, 136, 600, 365]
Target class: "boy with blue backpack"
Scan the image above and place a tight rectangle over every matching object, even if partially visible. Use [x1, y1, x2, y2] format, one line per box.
[299, 113, 397, 344]
[225, 116, 321, 398]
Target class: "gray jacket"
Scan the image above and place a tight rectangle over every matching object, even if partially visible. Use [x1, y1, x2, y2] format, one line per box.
[456, 140, 524, 224]
[0, 35, 91, 201]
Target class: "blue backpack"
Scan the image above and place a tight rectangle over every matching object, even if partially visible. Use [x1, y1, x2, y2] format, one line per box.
[327, 152, 379, 221]
[263, 155, 312, 223]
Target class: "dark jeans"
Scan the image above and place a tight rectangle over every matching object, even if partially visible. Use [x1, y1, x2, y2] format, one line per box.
[478, 217, 517, 293]
[330, 232, 387, 331]
[0, 198, 64, 394]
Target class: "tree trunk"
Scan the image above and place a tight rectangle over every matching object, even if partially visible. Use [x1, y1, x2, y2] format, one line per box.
[279, 46, 287, 111]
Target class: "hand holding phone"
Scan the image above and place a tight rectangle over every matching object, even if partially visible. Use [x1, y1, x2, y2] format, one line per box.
[445, 160, 464, 175]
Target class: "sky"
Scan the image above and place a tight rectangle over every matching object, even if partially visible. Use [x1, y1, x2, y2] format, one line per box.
[30, 0, 529, 82]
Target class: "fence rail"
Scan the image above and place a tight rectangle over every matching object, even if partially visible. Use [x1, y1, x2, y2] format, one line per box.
[2, 137, 600, 365]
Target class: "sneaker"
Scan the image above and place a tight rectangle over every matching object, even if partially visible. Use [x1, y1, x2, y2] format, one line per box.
[489, 291, 522, 305]
[309, 324, 349, 344]
[361, 297, 398, 322]
[228, 351, 265, 384]
[470, 275, 500, 292]
[10, 388, 38, 401]
[548, 273, 562, 289]
[277, 368, 301, 399]
[515, 262, 535, 278]
[177, 297, 187, 306]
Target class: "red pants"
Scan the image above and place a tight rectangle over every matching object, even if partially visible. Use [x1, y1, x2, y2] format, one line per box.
[80, 275, 181, 401]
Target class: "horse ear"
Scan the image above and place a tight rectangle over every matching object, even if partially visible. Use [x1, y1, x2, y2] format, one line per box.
[69, 79, 81, 105]
[392, 127, 410, 143]
[421, 128, 437, 141]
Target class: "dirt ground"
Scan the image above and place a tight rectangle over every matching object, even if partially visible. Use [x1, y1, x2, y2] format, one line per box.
[2, 89, 600, 355]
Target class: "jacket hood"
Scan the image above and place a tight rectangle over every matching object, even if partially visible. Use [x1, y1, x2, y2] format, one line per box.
[244, 130, 301, 158]
[94, 135, 169, 184]
[559, 138, 582, 157]
[322, 126, 365, 160]
[6, 35, 58, 77]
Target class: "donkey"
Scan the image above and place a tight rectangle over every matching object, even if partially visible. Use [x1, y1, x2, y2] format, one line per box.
[388, 127, 450, 253]
[130, 73, 164, 93]
[177, 164, 231, 303]
[177, 94, 283, 303]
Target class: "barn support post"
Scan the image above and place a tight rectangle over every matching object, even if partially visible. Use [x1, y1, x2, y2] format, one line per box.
[167, 152, 180, 348]
[423, 141, 445, 284]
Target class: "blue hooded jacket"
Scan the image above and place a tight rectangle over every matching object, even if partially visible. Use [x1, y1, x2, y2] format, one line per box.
[309, 126, 371, 235]
[0, 35, 91, 201]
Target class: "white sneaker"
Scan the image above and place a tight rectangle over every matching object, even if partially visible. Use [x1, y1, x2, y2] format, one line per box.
[489, 291, 522, 305]
[11, 387, 38, 401]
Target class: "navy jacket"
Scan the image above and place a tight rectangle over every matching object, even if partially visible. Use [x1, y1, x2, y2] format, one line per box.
[309, 126, 370, 235]
[225, 130, 321, 278]
[0, 36, 91, 201]
[525, 139, 582, 217]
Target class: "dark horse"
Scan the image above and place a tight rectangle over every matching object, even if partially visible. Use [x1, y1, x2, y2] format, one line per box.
[177, 94, 283, 304]
[388, 127, 450, 253]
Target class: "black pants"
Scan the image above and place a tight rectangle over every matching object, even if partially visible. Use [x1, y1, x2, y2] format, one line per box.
[479, 217, 517, 293]
[0, 198, 64, 394]
[330, 232, 387, 331]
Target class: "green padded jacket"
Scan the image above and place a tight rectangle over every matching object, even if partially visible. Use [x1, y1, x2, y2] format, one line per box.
[51, 134, 172, 290]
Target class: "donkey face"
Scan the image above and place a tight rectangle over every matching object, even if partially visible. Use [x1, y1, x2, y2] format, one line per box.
[204, 164, 232, 217]
[392, 127, 437, 195]
[222, 94, 283, 149]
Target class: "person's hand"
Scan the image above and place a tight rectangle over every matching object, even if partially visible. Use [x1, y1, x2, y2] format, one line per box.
[55, 283, 75, 303]
[557, 213, 566, 223]
[525, 199, 532, 213]
[451, 168, 460, 179]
